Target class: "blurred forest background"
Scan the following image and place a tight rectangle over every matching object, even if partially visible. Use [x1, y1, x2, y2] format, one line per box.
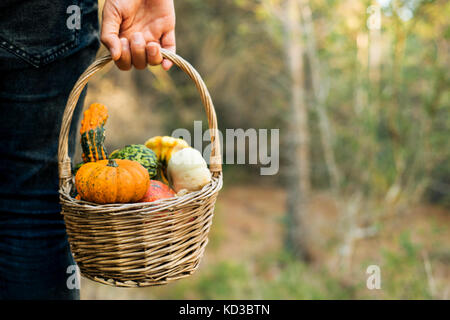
[78, 0, 449, 299]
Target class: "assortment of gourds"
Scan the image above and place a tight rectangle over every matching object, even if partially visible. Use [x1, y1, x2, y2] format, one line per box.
[74, 103, 212, 204]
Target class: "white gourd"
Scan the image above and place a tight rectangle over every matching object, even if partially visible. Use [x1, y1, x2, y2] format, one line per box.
[167, 147, 212, 192]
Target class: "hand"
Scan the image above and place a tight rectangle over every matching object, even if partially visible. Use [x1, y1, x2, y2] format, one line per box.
[101, 0, 176, 71]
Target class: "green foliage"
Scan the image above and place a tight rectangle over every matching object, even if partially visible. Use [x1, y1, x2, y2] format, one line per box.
[147, 251, 356, 300]
[254, 251, 355, 299]
[380, 232, 432, 299]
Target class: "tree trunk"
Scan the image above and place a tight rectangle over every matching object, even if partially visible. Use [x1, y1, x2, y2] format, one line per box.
[284, 0, 311, 260]
[299, 0, 341, 192]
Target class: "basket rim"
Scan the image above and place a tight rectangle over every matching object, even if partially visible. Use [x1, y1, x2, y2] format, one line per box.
[60, 173, 222, 215]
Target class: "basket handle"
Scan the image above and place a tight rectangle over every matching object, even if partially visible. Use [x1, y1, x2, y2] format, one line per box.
[58, 48, 222, 190]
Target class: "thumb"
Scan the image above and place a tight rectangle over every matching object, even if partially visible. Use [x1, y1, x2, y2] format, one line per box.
[101, 5, 122, 61]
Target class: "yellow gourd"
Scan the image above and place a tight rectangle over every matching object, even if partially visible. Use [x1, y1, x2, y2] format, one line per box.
[144, 136, 189, 184]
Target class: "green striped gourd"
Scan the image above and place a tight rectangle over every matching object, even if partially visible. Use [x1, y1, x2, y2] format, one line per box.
[110, 144, 159, 179]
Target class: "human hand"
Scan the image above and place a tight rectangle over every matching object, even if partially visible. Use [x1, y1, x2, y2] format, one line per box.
[101, 0, 176, 71]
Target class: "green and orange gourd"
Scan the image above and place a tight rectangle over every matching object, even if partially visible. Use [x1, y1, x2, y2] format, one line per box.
[80, 103, 109, 163]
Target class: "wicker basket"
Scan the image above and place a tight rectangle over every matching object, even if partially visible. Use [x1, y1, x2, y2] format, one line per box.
[58, 49, 223, 287]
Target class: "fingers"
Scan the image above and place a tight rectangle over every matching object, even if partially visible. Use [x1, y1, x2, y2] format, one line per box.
[161, 59, 173, 71]
[100, 5, 122, 60]
[130, 33, 147, 70]
[115, 38, 132, 71]
[161, 30, 176, 70]
[108, 31, 175, 71]
[146, 42, 163, 66]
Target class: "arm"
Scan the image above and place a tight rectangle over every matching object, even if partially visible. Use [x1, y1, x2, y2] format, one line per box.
[100, 0, 176, 71]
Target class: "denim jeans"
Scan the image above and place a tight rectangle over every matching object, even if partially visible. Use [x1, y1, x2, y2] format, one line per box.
[0, 0, 100, 299]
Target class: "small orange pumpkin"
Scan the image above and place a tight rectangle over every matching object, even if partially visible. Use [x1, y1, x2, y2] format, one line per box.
[75, 159, 150, 204]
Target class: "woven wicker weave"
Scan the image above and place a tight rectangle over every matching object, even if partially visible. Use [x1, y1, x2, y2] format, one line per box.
[58, 49, 222, 287]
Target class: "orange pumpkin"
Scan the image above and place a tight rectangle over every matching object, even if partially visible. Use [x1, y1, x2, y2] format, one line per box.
[75, 159, 150, 204]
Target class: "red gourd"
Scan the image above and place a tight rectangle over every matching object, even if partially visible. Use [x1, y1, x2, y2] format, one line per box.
[140, 180, 176, 202]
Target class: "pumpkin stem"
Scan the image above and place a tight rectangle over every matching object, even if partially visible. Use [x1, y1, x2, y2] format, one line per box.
[107, 159, 119, 167]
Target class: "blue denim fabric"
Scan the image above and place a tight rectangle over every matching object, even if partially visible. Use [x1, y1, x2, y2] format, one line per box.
[0, 0, 100, 299]
[0, 213, 80, 300]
